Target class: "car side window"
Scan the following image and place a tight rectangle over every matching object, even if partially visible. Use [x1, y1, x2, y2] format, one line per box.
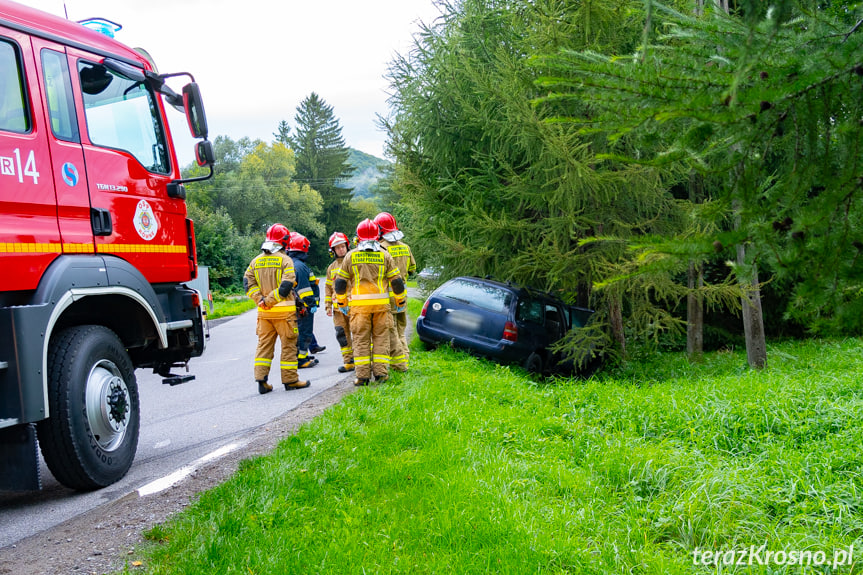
[41, 49, 79, 142]
[0, 39, 30, 133]
[545, 303, 564, 338]
[517, 297, 543, 324]
[78, 61, 169, 173]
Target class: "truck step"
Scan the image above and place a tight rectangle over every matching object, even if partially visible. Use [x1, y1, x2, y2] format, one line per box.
[161, 374, 196, 386]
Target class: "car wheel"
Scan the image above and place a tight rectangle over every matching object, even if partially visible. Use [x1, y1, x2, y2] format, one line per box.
[524, 352, 544, 375]
[37, 325, 140, 490]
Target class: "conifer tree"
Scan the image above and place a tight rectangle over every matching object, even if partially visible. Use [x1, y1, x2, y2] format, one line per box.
[534, 1, 863, 363]
[288, 93, 358, 266]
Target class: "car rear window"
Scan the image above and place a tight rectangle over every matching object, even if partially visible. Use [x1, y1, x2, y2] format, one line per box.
[436, 279, 513, 313]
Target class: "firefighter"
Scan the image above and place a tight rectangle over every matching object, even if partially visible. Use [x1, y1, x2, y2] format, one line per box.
[324, 231, 355, 373]
[287, 232, 319, 369]
[334, 219, 406, 386]
[243, 224, 310, 394]
[374, 212, 417, 372]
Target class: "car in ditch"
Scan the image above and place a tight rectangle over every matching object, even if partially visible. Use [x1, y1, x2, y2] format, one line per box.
[415, 276, 596, 375]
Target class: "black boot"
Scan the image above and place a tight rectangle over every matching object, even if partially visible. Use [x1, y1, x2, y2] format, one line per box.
[310, 345, 327, 353]
[257, 379, 273, 395]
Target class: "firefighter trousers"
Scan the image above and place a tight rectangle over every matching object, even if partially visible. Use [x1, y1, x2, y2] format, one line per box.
[297, 313, 314, 359]
[388, 311, 408, 371]
[349, 310, 392, 380]
[333, 311, 353, 366]
[254, 316, 299, 384]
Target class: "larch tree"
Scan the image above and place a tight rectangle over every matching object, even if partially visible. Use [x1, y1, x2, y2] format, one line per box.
[534, 0, 863, 366]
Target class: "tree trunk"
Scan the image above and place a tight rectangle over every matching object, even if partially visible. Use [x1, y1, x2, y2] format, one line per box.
[736, 244, 767, 369]
[686, 261, 704, 361]
[687, 171, 704, 361]
[609, 295, 626, 359]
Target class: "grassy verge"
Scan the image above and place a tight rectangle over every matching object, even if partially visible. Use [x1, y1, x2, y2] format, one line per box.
[207, 294, 256, 319]
[134, 306, 863, 573]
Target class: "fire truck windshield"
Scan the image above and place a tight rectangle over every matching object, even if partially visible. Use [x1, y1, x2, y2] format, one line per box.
[78, 62, 169, 174]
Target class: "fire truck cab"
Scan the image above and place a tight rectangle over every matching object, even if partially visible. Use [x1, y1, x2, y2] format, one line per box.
[0, 0, 213, 491]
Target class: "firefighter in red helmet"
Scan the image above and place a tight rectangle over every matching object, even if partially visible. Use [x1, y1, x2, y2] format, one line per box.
[324, 231, 354, 373]
[374, 212, 416, 372]
[287, 232, 320, 369]
[243, 224, 310, 394]
[334, 219, 406, 386]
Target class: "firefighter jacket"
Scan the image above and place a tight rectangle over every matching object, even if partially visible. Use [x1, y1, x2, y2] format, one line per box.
[324, 256, 346, 313]
[243, 250, 297, 319]
[288, 251, 318, 311]
[334, 243, 406, 314]
[380, 238, 416, 309]
[380, 239, 417, 279]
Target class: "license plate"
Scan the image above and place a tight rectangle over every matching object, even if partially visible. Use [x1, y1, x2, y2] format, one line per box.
[445, 309, 482, 332]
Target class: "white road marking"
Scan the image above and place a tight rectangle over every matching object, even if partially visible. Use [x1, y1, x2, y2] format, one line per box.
[137, 442, 242, 497]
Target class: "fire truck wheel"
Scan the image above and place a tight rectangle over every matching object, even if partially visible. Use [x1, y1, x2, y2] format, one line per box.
[37, 325, 140, 491]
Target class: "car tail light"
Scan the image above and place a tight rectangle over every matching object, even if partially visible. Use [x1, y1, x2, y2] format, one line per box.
[420, 299, 429, 319]
[191, 292, 201, 308]
[503, 321, 518, 342]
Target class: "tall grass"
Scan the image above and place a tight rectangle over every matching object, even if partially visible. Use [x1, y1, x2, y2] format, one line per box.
[207, 294, 256, 319]
[134, 319, 863, 573]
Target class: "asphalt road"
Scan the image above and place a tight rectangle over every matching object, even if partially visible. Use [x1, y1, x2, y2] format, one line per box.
[0, 307, 351, 549]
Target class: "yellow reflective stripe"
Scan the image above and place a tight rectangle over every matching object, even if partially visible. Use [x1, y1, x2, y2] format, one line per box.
[324, 296, 333, 303]
[336, 268, 350, 279]
[280, 361, 298, 369]
[387, 268, 400, 279]
[254, 358, 273, 366]
[297, 287, 313, 298]
[373, 354, 391, 363]
[350, 293, 389, 300]
[391, 354, 406, 362]
[352, 298, 390, 306]
[273, 289, 283, 303]
[0, 242, 63, 253]
[354, 356, 371, 365]
[341, 346, 353, 354]
[97, 244, 187, 254]
[246, 287, 261, 297]
[62, 243, 92, 253]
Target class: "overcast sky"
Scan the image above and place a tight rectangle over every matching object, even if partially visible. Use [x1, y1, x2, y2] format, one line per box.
[24, 0, 441, 164]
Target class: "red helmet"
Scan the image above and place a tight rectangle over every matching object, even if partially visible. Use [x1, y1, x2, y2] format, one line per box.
[374, 212, 398, 234]
[265, 223, 290, 247]
[356, 218, 380, 242]
[288, 232, 310, 253]
[328, 231, 349, 250]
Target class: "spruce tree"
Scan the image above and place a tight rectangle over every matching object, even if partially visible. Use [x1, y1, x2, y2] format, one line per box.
[288, 93, 358, 266]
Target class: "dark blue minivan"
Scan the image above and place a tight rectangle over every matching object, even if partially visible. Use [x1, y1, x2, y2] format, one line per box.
[416, 277, 595, 375]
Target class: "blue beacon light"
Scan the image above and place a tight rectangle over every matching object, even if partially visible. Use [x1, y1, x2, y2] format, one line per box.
[78, 18, 122, 38]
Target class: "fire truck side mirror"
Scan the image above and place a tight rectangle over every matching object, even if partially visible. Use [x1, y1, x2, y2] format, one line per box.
[195, 140, 215, 168]
[182, 83, 208, 139]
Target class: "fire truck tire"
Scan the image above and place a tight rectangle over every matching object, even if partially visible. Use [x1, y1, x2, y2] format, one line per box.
[36, 325, 140, 491]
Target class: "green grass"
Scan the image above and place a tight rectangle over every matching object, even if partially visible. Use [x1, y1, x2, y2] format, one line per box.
[207, 294, 256, 319]
[133, 313, 863, 574]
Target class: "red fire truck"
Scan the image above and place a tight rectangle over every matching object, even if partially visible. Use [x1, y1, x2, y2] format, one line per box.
[0, 0, 214, 491]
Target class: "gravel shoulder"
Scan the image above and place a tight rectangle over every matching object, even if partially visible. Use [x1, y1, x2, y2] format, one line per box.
[0, 376, 358, 575]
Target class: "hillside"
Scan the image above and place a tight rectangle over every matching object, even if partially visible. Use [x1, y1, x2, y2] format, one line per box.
[343, 148, 391, 199]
